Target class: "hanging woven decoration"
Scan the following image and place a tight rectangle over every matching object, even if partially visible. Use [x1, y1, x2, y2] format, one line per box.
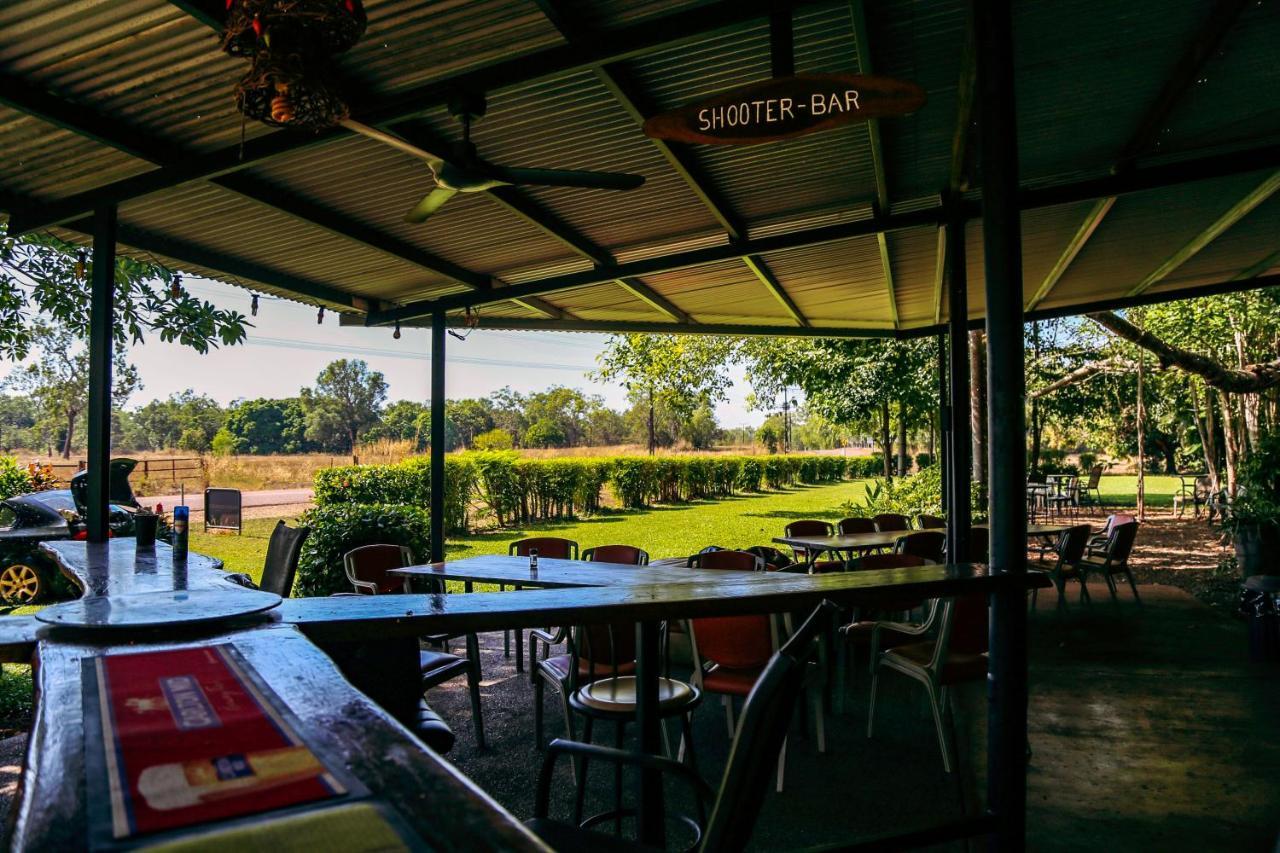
[222, 0, 366, 130]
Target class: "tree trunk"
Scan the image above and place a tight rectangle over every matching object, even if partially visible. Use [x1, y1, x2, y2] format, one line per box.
[1219, 391, 1241, 496]
[647, 389, 655, 456]
[969, 330, 987, 488]
[1136, 348, 1146, 521]
[880, 399, 893, 480]
[61, 410, 76, 459]
[1029, 398, 1042, 476]
[1193, 384, 1221, 490]
[897, 399, 908, 476]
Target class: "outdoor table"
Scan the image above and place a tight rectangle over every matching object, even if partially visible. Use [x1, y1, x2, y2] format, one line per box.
[1, 545, 1049, 850]
[771, 530, 907, 569]
[974, 523, 1071, 538]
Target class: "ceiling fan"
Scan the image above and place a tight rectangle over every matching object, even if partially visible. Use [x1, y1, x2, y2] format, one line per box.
[342, 92, 646, 223]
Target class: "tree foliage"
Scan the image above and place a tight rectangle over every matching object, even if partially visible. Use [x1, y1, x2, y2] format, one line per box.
[302, 359, 388, 452]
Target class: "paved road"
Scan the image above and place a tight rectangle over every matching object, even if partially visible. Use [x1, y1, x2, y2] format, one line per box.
[142, 487, 313, 513]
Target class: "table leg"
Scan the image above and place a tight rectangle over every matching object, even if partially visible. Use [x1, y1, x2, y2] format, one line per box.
[635, 619, 665, 848]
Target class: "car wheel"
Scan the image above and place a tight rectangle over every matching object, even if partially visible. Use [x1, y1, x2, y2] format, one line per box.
[0, 563, 43, 604]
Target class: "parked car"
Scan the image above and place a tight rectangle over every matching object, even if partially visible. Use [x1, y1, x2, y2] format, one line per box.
[0, 460, 144, 604]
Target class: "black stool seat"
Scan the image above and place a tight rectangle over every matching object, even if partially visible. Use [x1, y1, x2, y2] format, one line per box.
[416, 699, 456, 753]
[570, 676, 699, 718]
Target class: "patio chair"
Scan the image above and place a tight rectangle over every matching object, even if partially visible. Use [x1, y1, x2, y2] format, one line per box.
[1029, 524, 1092, 613]
[916, 514, 946, 530]
[527, 601, 839, 853]
[1045, 475, 1079, 518]
[1087, 513, 1135, 555]
[1077, 464, 1105, 511]
[257, 520, 310, 598]
[837, 517, 877, 535]
[581, 544, 649, 565]
[1079, 519, 1141, 604]
[507, 537, 580, 670]
[896, 530, 946, 563]
[782, 519, 835, 565]
[342, 544, 486, 749]
[688, 549, 763, 571]
[743, 545, 797, 572]
[834, 554, 928, 706]
[868, 593, 989, 772]
[1172, 475, 1216, 520]
[872, 513, 911, 532]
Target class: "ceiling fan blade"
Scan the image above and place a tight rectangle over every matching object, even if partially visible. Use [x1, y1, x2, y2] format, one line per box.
[341, 119, 446, 172]
[481, 165, 645, 191]
[405, 186, 458, 223]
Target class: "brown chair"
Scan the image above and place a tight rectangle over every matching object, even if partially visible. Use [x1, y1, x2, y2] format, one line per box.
[527, 601, 839, 853]
[1030, 524, 1092, 612]
[1079, 519, 1141, 604]
[916, 514, 946, 530]
[872, 513, 911, 532]
[782, 519, 835, 564]
[834, 554, 928, 708]
[1078, 464, 1105, 511]
[689, 550, 763, 571]
[837, 517, 877, 535]
[868, 593, 989, 772]
[1087, 513, 1135, 554]
[342, 544, 486, 749]
[582, 544, 649, 565]
[258, 520, 309, 597]
[896, 530, 946, 563]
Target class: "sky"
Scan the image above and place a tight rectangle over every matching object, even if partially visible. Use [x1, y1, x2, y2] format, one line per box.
[6, 275, 768, 427]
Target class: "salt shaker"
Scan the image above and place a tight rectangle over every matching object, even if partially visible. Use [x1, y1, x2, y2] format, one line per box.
[529, 547, 539, 572]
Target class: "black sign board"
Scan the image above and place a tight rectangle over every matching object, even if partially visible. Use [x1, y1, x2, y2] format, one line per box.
[643, 73, 926, 146]
[204, 487, 243, 534]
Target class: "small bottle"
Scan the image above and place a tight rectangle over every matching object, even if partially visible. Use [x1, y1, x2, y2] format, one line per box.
[172, 505, 189, 561]
[528, 547, 538, 572]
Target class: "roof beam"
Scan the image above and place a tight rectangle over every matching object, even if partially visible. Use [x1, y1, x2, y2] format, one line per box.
[931, 222, 947, 325]
[742, 255, 808, 327]
[948, 20, 977, 193]
[6, 0, 805, 235]
[1029, 0, 1251, 310]
[1128, 169, 1280, 297]
[435, 316, 894, 339]
[1230, 247, 1280, 281]
[0, 72, 489, 291]
[614, 279, 693, 324]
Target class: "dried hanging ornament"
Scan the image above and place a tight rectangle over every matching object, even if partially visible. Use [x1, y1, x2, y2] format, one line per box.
[236, 54, 349, 128]
[75, 250, 86, 281]
[251, 294, 259, 316]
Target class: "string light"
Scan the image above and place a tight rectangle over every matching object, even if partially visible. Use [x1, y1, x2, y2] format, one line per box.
[251, 294, 259, 316]
[392, 321, 401, 340]
[317, 306, 325, 324]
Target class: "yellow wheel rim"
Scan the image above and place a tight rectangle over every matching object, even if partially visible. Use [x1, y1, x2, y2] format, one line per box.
[0, 564, 41, 603]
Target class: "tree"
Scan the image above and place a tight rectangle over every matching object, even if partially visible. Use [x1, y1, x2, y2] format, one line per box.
[127, 390, 225, 451]
[0, 231, 248, 359]
[593, 335, 735, 455]
[447, 398, 495, 448]
[523, 418, 567, 448]
[223, 398, 309, 454]
[473, 427, 514, 450]
[366, 400, 431, 448]
[302, 359, 388, 452]
[0, 395, 36, 452]
[756, 418, 782, 453]
[4, 323, 140, 457]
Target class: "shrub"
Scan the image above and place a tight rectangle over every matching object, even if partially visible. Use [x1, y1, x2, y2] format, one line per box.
[312, 457, 475, 533]
[473, 428, 514, 451]
[846, 455, 884, 479]
[610, 457, 655, 509]
[0, 457, 33, 501]
[294, 503, 430, 597]
[523, 419, 566, 449]
[210, 427, 242, 456]
[737, 457, 764, 492]
[915, 452, 933, 469]
[842, 465, 984, 520]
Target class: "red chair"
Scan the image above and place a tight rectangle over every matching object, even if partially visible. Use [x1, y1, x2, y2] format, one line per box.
[690, 549, 762, 571]
[837, 517, 876, 535]
[896, 530, 946, 563]
[834, 554, 928, 707]
[511, 537, 579, 560]
[916, 514, 946, 530]
[783, 519, 835, 565]
[342, 544, 485, 749]
[872, 513, 911, 532]
[582, 544, 649, 565]
[868, 594, 989, 772]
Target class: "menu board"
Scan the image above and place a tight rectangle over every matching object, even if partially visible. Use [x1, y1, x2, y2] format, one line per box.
[203, 488, 242, 533]
[83, 644, 346, 843]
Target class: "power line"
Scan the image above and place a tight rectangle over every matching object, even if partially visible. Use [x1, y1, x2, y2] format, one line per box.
[246, 335, 592, 372]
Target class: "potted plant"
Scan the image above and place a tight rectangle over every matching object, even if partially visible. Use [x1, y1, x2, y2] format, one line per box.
[1227, 430, 1280, 578]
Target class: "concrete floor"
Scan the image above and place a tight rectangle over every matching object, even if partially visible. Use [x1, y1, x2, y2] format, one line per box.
[421, 581, 1280, 851]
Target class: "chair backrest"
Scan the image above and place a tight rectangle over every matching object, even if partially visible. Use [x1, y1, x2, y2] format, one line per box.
[872, 513, 910, 532]
[850, 553, 927, 571]
[916, 514, 946, 530]
[1103, 520, 1139, 566]
[1086, 464, 1103, 488]
[968, 528, 990, 563]
[581, 544, 649, 565]
[259, 520, 310, 597]
[570, 621, 639, 686]
[691, 612, 775, 672]
[742, 546, 794, 572]
[699, 601, 838, 853]
[784, 519, 834, 538]
[692, 549, 762, 571]
[837, 517, 876, 535]
[509, 537, 578, 560]
[1055, 524, 1092, 564]
[896, 530, 946, 563]
[343, 544, 412, 594]
[944, 594, 990, 657]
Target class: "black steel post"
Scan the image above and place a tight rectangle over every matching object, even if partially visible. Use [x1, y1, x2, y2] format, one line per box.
[86, 204, 116, 543]
[429, 310, 446, 562]
[634, 619, 665, 847]
[937, 332, 949, 513]
[946, 198, 973, 562]
[973, 0, 1029, 849]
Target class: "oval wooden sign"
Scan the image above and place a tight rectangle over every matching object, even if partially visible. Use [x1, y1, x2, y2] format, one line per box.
[643, 73, 926, 146]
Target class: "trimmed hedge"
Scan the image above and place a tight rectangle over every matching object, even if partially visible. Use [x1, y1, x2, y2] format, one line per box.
[294, 503, 430, 596]
[313, 452, 884, 526]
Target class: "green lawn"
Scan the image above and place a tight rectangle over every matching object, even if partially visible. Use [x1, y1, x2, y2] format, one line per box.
[186, 474, 1180, 582]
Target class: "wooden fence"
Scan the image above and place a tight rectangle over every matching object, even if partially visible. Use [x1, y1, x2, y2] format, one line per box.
[43, 456, 207, 491]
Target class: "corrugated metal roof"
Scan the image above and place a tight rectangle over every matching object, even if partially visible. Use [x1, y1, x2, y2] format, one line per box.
[1, 0, 1277, 338]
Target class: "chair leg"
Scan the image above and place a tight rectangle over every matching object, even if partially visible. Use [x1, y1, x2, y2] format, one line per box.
[1078, 576, 1092, 607]
[465, 633, 486, 750]
[533, 676, 545, 748]
[1124, 569, 1142, 604]
[573, 716, 594, 825]
[722, 695, 736, 738]
[814, 686, 826, 754]
[614, 721, 625, 835]
[515, 626, 524, 674]
[1103, 570, 1120, 602]
[928, 682, 952, 773]
[776, 735, 787, 793]
[867, 666, 881, 738]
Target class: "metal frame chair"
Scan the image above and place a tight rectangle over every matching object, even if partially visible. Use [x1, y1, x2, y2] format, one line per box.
[507, 537, 580, 671]
[916, 514, 946, 530]
[782, 519, 834, 564]
[582, 544, 649, 565]
[837, 517, 877, 535]
[834, 553, 929, 709]
[1080, 519, 1141, 604]
[1077, 464, 1105, 511]
[895, 530, 946, 563]
[527, 601, 839, 853]
[872, 513, 911, 532]
[258, 520, 310, 597]
[688, 549, 764, 571]
[342, 544, 486, 749]
[1029, 524, 1092, 612]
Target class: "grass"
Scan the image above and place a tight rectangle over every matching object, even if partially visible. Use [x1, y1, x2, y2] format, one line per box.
[1096, 475, 1180, 508]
